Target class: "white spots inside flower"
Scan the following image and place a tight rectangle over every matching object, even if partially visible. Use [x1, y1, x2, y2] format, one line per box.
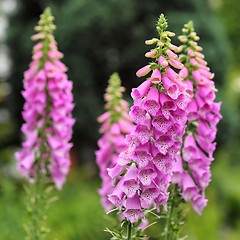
[139, 170, 151, 185]
[118, 154, 130, 166]
[135, 125, 151, 144]
[130, 106, 146, 124]
[153, 116, 169, 133]
[142, 189, 153, 201]
[144, 100, 159, 116]
[155, 137, 171, 155]
[115, 199, 122, 208]
[175, 115, 181, 123]
[123, 180, 138, 197]
[126, 135, 140, 152]
[177, 100, 184, 109]
[129, 141, 137, 152]
[135, 151, 151, 168]
[159, 177, 168, 189]
[162, 109, 171, 119]
[168, 147, 176, 158]
[153, 153, 165, 170]
[130, 209, 137, 217]
[173, 110, 186, 124]
[162, 162, 172, 174]
[160, 142, 167, 150]
[109, 195, 121, 208]
[127, 209, 141, 221]
[169, 127, 177, 138]
[177, 95, 188, 110]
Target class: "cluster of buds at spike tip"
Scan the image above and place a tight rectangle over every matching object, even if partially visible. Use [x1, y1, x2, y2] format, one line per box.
[172, 21, 222, 214]
[15, 8, 75, 189]
[107, 14, 191, 225]
[96, 73, 134, 211]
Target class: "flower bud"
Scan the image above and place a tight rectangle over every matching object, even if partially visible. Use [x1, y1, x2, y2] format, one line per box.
[136, 65, 152, 77]
[145, 50, 156, 58]
[145, 38, 158, 45]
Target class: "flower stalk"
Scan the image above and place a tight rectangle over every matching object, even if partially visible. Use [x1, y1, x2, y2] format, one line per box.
[107, 13, 190, 237]
[96, 73, 134, 211]
[16, 7, 74, 239]
[163, 186, 185, 240]
[24, 177, 56, 240]
[127, 221, 132, 240]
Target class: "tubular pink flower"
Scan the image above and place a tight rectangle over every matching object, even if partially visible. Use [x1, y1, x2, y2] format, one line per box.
[168, 58, 184, 69]
[108, 179, 125, 209]
[169, 43, 180, 52]
[145, 50, 156, 58]
[158, 56, 168, 67]
[166, 49, 178, 59]
[159, 92, 177, 119]
[136, 65, 152, 77]
[141, 184, 160, 208]
[179, 67, 189, 79]
[15, 11, 74, 190]
[138, 167, 157, 186]
[123, 194, 144, 223]
[152, 114, 172, 134]
[150, 69, 162, 84]
[192, 194, 208, 215]
[172, 153, 183, 184]
[131, 80, 151, 101]
[142, 86, 160, 116]
[181, 172, 199, 202]
[161, 76, 180, 100]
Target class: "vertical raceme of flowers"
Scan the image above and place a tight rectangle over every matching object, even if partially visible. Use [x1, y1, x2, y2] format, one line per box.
[15, 8, 75, 190]
[15, 8, 75, 240]
[96, 73, 134, 211]
[172, 21, 222, 214]
[107, 14, 191, 229]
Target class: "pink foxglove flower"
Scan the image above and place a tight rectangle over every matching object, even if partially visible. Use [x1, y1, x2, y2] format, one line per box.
[108, 14, 191, 225]
[15, 8, 75, 189]
[172, 21, 222, 214]
[96, 73, 134, 211]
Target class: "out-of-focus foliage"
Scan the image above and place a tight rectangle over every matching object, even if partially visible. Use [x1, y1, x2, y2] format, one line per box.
[216, 0, 240, 166]
[218, 0, 240, 67]
[5, 0, 229, 163]
[0, 170, 113, 240]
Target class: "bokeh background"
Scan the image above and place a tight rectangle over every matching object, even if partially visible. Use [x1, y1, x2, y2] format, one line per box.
[0, 0, 240, 239]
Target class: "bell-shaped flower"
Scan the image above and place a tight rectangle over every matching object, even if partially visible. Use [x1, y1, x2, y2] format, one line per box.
[123, 194, 144, 223]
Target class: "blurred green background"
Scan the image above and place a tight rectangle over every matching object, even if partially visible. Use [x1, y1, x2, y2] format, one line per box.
[0, 0, 240, 239]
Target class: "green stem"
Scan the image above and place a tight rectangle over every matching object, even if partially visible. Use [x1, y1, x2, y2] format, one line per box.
[127, 221, 132, 240]
[28, 177, 41, 239]
[30, 181, 37, 239]
[25, 171, 54, 240]
[164, 185, 184, 240]
[164, 193, 175, 240]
